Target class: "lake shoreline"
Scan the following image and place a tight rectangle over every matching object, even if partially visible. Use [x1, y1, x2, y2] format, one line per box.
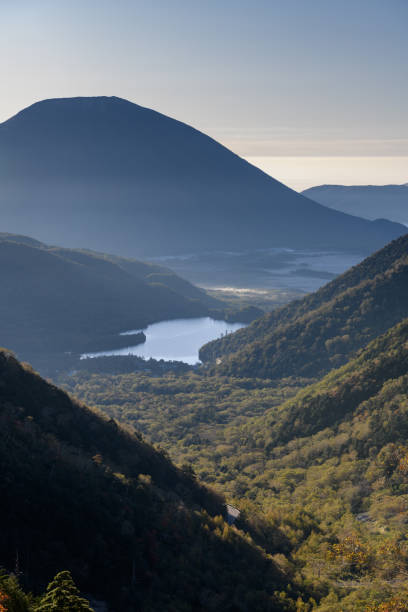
[81, 316, 247, 365]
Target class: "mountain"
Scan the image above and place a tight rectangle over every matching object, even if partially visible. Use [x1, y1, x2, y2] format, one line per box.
[0, 96, 405, 257]
[302, 184, 408, 225]
[199, 233, 408, 378]
[0, 349, 300, 611]
[0, 234, 221, 368]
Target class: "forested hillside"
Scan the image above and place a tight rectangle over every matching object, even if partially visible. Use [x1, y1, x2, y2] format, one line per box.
[65, 319, 408, 610]
[0, 349, 303, 611]
[0, 234, 221, 367]
[58, 247, 218, 308]
[200, 234, 408, 379]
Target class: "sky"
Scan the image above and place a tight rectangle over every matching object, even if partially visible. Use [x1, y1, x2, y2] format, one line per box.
[1, 0, 407, 188]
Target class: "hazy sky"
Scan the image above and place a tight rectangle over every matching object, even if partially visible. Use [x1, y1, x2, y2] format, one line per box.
[1, 0, 407, 163]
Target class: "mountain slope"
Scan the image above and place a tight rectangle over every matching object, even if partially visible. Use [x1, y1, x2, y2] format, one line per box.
[0, 96, 405, 256]
[81, 248, 217, 306]
[200, 233, 408, 378]
[0, 234, 219, 365]
[302, 183, 408, 225]
[258, 317, 408, 447]
[0, 349, 298, 611]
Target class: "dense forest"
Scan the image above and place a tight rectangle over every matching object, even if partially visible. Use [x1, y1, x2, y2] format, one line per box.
[0, 348, 308, 611]
[64, 318, 408, 610]
[200, 234, 408, 379]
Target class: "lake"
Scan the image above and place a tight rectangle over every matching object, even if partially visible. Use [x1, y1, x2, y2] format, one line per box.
[81, 317, 246, 364]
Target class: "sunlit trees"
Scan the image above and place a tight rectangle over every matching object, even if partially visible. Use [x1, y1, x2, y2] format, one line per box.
[35, 571, 94, 612]
[365, 593, 408, 612]
[329, 534, 371, 573]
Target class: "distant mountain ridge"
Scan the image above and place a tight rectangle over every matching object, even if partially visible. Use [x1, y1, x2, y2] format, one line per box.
[0, 96, 405, 257]
[302, 183, 408, 225]
[200, 233, 408, 379]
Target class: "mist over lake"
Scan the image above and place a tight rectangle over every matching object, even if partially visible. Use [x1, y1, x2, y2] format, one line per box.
[150, 247, 363, 293]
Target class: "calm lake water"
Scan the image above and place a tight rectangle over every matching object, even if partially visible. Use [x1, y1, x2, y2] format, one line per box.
[81, 317, 246, 364]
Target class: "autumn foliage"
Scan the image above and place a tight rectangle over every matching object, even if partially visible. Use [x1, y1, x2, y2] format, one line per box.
[0, 591, 8, 612]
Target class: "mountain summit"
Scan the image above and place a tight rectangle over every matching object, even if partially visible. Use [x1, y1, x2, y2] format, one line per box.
[0, 96, 404, 256]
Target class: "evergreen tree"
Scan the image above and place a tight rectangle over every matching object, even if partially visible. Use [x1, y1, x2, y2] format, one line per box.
[35, 571, 94, 612]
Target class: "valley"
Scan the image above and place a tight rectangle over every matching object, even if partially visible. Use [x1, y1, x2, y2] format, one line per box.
[150, 247, 363, 294]
[1, 184, 408, 611]
[59, 240, 408, 610]
[33, 231, 405, 610]
[0, 23, 406, 608]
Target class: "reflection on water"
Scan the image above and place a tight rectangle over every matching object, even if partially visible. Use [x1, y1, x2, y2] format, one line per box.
[81, 317, 245, 364]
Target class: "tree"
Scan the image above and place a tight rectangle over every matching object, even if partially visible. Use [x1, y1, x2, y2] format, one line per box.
[35, 571, 94, 612]
[0, 571, 32, 612]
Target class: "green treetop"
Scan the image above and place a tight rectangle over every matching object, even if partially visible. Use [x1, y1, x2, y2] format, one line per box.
[35, 571, 94, 612]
